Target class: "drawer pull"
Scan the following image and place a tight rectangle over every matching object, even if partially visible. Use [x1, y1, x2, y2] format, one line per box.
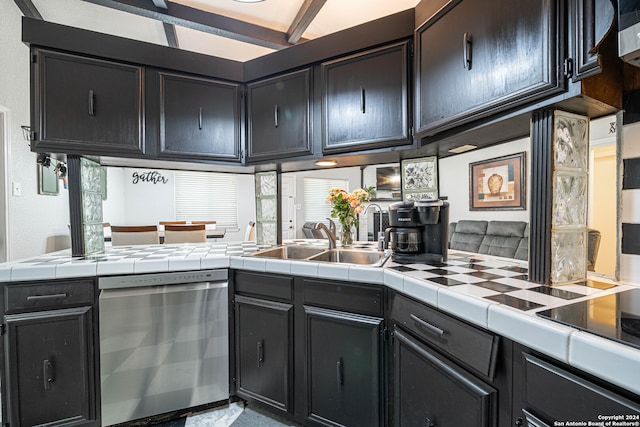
[27, 293, 68, 301]
[88, 90, 95, 116]
[360, 86, 366, 113]
[257, 340, 264, 367]
[336, 358, 344, 389]
[198, 107, 203, 130]
[463, 32, 472, 69]
[43, 359, 54, 390]
[274, 104, 279, 128]
[410, 313, 445, 337]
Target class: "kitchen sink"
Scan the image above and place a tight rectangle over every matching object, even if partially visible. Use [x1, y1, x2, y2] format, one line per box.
[307, 249, 390, 267]
[250, 245, 327, 260]
[250, 245, 390, 267]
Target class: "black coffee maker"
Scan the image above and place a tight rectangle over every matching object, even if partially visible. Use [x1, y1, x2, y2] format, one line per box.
[384, 198, 449, 264]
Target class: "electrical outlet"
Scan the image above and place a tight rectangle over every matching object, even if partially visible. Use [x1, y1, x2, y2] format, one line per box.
[12, 182, 21, 197]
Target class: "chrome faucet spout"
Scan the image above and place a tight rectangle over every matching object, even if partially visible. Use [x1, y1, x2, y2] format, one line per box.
[314, 221, 337, 249]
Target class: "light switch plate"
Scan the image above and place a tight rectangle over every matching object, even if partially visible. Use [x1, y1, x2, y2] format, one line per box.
[12, 182, 21, 197]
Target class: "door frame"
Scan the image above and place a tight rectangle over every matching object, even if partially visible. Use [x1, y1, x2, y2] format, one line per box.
[0, 108, 11, 262]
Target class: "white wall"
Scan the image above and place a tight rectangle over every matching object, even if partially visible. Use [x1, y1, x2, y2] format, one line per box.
[102, 167, 256, 242]
[439, 137, 531, 224]
[1, 2, 70, 259]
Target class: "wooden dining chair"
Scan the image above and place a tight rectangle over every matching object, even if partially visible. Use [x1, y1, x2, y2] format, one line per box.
[110, 225, 160, 246]
[163, 224, 207, 244]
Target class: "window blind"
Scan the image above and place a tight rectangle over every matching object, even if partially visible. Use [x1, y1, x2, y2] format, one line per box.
[174, 171, 238, 227]
[303, 177, 349, 223]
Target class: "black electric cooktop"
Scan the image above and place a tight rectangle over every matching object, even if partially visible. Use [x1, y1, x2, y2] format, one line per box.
[537, 288, 640, 350]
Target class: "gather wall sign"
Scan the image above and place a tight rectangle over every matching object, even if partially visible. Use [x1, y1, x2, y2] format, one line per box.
[132, 170, 169, 184]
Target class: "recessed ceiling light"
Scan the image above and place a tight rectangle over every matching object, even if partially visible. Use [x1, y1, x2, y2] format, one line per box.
[315, 159, 338, 167]
[233, 0, 265, 3]
[448, 144, 478, 154]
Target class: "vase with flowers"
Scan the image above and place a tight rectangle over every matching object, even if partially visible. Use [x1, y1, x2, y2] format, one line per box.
[327, 186, 375, 247]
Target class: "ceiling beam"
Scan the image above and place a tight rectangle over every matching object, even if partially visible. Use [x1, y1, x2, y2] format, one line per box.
[81, 0, 299, 50]
[163, 22, 178, 48]
[287, 0, 326, 44]
[151, 0, 168, 8]
[13, 0, 42, 19]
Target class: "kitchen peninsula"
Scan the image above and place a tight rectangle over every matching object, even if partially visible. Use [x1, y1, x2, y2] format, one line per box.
[0, 241, 638, 426]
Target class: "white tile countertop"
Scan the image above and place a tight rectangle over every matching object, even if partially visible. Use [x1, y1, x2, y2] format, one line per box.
[0, 240, 638, 396]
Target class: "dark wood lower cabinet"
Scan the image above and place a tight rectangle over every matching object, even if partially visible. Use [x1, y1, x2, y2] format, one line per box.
[392, 328, 498, 427]
[0, 278, 99, 427]
[234, 295, 293, 414]
[304, 306, 383, 427]
[513, 347, 640, 425]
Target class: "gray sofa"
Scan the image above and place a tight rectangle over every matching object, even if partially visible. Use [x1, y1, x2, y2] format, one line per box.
[448, 220, 529, 261]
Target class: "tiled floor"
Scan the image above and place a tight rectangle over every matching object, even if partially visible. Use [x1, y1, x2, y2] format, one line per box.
[147, 402, 299, 427]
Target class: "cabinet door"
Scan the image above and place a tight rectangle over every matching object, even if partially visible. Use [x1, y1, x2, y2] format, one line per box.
[158, 72, 241, 161]
[247, 68, 312, 162]
[32, 49, 144, 156]
[235, 295, 293, 413]
[415, 0, 563, 137]
[4, 306, 98, 427]
[305, 306, 383, 427]
[322, 41, 410, 153]
[393, 328, 498, 427]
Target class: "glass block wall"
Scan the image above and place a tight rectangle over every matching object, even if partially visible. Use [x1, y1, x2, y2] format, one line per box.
[255, 171, 278, 245]
[550, 111, 589, 284]
[81, 158, 105, 255]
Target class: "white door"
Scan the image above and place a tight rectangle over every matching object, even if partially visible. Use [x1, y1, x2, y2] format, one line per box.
[281, 175, 296, 240]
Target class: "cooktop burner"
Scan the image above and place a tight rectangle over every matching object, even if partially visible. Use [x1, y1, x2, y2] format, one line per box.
[536, 288, 640, 350]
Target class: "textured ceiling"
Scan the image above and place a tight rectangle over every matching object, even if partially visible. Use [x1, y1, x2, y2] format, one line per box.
[30, 0, 421, 62]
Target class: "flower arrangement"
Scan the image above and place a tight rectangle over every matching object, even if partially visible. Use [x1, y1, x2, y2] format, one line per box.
[327, 186, 375, 246]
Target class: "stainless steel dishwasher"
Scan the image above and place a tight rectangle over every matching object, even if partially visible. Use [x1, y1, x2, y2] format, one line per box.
[98, 270, 229, 426]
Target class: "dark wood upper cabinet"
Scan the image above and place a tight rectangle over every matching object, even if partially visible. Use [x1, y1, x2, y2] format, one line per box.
[414, 0, 565, 138]
[246, 68, 312, 162]
[31, 48, 144, 156]
[156, 71, 242, 162]
[569, 0, 616, 82]
[321, 41, 411, 153]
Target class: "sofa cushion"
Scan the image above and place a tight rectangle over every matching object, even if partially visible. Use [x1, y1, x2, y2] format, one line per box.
[479, 235, 522, 259]
[514, 224, 529, 261]
[449, 220, 488, 253]
[485, 221, 527, 238]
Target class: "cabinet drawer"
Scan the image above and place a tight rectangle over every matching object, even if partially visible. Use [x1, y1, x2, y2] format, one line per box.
[302, 278, 383, 316]
[390, 293, 498, 378]
[4, 279, 95, 313]
[521, 353, 640, 421]
[233, 271, 293, 302]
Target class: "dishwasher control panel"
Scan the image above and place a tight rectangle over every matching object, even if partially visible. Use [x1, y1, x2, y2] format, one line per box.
[98, 269, 228, 289]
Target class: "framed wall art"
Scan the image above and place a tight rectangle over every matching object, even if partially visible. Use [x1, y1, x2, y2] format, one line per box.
[469, 152, 526, 210]
[401, 156, 439, 201]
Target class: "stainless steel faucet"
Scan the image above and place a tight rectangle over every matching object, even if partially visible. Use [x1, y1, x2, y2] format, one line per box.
[313, 221, 337, 249]
[364, 203, 386, 251]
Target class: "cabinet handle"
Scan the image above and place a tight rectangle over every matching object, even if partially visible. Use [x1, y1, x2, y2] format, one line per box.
[198, 107, 203, 130]
[257, 340, 264, 367]
[274, 104, 279, 128]
[88, 90, 95, 116]
[425, 416, 435, 427]
[43, 359, 53, 390]
[336, 358, 344, 389]
[410, 313, 445, 337]
[360, 86, 365, 113]
[27, 293, 68, 301]
[463, 32, 472, 69]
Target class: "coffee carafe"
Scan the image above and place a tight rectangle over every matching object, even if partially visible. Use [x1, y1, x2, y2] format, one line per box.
[385, 198, 449, 264]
